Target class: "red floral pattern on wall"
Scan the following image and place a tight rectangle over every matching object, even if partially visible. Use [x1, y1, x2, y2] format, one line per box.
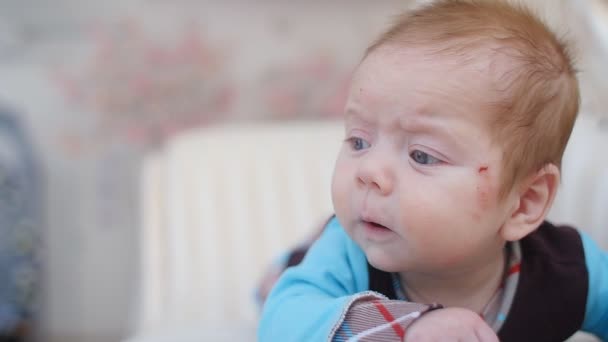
[55, 22, 236, 149]
[54, 20, 351, 153]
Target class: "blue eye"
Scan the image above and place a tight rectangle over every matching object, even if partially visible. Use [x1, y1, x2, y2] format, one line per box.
[348, 137, 371, 151]
[410, 150, 441, 165]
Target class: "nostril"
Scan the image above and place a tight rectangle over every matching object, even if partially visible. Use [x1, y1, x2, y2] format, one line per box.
[356, 163, 393, 195]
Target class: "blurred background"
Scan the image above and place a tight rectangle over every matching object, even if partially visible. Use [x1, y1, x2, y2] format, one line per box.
[0, 0, 606, 341]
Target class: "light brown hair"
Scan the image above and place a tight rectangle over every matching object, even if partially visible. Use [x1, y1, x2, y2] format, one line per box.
[366, 0, 580, 197]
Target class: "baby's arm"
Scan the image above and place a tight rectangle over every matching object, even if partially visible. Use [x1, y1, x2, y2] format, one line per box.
[258, 217, 497, 341]
[580, 232, 608, 339]
[334, 299, 497, 342]
[258, 217, 385, 340]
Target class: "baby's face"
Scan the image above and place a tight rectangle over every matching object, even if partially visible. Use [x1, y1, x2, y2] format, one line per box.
[331, 46, 514, 273]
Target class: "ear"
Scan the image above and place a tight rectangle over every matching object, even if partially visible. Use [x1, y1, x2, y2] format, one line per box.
[500, 164, 560, 242]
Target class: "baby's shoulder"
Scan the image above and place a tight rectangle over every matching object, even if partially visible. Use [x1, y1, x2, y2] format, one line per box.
[520, 220, 584, 261]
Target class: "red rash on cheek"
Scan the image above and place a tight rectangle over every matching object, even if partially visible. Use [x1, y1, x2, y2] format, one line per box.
[473, 166, 491, 221]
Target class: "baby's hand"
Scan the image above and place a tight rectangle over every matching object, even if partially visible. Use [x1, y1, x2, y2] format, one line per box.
[404, 307, 498, 342]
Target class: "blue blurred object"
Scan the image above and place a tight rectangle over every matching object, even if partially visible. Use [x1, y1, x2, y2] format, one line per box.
[0, 107, 41, 338]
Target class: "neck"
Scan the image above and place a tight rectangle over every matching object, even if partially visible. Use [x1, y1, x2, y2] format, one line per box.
[400, 247, 506, 313]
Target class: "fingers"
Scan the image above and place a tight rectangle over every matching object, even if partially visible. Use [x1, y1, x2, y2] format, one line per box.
[473, 324, 500, 342]
[403, 307, 499, 342]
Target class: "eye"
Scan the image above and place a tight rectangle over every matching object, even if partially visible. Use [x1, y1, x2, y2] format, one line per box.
[347, 137, 371, 151]
[410, 150, 442, 165]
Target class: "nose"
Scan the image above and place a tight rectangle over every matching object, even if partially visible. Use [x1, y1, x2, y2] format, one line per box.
[356, 154, 395, 196]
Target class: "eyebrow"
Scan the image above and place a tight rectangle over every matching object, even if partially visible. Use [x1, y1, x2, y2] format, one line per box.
[401, 116, 440, 133]
[400, 116, 464, 147]
[344, 105, 376, 127]
[345, 105, 466, 150]
[345, 104, 370, 119]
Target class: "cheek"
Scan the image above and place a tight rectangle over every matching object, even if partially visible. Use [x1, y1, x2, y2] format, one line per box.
[398, 185, 487, 266]
[396, 193, 476, 268]
[397, 170, 482, 230]
[392, 168, 500, 268]
[395, 178, 466, 233]
[474, 166, 497, 220]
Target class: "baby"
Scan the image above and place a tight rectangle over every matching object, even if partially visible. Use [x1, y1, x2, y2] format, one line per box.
[259, 1, 608, 341]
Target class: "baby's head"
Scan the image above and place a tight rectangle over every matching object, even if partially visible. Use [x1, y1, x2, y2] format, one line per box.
[331, 0, 579, 273]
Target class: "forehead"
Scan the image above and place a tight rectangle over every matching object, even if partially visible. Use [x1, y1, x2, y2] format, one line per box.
[349, 46, 500, 123]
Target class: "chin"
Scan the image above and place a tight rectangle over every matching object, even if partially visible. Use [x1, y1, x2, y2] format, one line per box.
[365, 247, 407, 273]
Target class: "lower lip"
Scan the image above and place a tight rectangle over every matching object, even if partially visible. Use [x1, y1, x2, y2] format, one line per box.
[362, 221, 395, 240]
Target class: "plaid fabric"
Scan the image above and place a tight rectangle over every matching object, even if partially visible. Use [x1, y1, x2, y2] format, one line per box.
[332, 299, 441, 342]
[330, 243, 522, 341]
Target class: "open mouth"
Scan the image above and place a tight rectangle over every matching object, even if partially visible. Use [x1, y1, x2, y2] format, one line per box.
[362, 220, 391, 232]
[366, 221, 388, 229]
[360, 217, 395, 240]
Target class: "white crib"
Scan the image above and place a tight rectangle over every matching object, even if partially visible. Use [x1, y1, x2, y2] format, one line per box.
[127, 116, 607, 342]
